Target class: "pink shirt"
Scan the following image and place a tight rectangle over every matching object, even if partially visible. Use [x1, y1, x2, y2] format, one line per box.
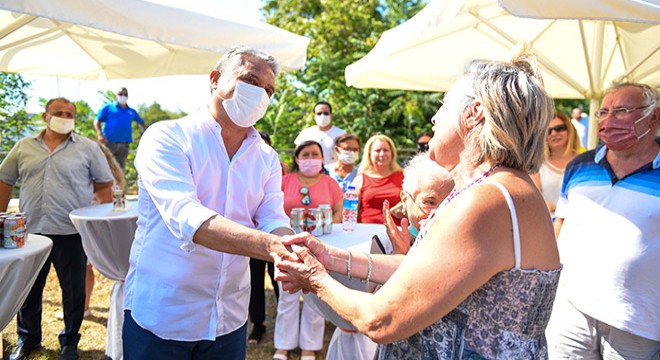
[282, 173, 343, 216]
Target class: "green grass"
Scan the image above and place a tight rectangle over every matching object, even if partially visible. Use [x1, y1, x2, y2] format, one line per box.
[2, 269, 337, 359]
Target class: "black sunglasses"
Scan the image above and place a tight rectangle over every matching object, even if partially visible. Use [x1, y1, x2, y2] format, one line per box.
[547, 124, 568, 135]
[300, 186, 311, 205]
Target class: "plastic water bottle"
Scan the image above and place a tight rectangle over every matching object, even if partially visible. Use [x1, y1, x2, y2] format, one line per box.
[342, 186, 358, 232]
[112, 185, 125, 210]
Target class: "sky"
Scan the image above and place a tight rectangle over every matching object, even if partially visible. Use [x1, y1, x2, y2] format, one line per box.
[25, 0, 265, 115]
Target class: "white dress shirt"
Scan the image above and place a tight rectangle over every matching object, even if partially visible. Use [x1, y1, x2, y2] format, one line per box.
[124, 109, 291, 341]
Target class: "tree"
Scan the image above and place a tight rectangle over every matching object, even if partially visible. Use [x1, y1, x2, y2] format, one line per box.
[260, 0, 439, 163]
[0, 72, 39, 152]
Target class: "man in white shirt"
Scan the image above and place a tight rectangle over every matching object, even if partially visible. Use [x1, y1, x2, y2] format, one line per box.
[122, 46, 295, 360]
[294, 101, 346, 164]
[571, 107, 589, 148]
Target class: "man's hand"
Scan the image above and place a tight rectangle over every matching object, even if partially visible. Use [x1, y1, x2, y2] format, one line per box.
[280, 232, 331, 267]
[97, 134, 108, 144]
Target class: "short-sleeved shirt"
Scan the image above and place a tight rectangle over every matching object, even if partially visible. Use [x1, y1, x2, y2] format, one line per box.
[281, 173, 343, 216]
[358, 171, 404, 225]
[294, 125, 346, 164]
[325, 163, 358, 193]
[96, 102, 144, 143]
[0, 132, 113, 234]
[555, 142, 660, 341]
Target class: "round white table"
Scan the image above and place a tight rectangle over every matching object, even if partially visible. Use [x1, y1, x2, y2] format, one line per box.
[69, 201, 138, 360]
[302, 223, 391, 360]
[0, 234, 53, 331]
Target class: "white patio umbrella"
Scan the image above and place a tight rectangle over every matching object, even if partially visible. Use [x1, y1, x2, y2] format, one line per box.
[0, 0, 310, 79]
[345, 0, 660, 148]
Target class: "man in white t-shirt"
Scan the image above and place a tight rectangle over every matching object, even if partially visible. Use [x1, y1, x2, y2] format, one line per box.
[571, 107, 589, 148]
[294, 101, 346, 164]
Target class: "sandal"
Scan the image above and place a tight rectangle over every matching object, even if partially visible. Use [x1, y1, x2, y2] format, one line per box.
[272, 350, 288, 360]
[301, 350, 316, 360]
[248, 324, 265, 344]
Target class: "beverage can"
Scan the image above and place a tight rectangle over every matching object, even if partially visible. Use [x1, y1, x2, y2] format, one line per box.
[3, 214, 27, 248]
[112, 185, 126, 210]
[318, 204, 333, 234]
[306, 208, 324, 236]
[290, 208, 306, 234]
[0, 212, 8, 248]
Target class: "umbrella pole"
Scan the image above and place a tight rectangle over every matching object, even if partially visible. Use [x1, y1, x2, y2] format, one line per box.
[587, 98, 600, 150]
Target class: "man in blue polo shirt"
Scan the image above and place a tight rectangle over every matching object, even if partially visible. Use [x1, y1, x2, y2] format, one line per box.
[93, 87, 147, 169]
[547, 83, 660, 359]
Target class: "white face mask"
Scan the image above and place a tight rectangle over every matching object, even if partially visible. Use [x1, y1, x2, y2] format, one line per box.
[315, 114, 331, 128]
[220, 80, 270, 128]
[48, 115, 75, 134]
[117, 95, 128, 105]
[338, 149, 358, 165]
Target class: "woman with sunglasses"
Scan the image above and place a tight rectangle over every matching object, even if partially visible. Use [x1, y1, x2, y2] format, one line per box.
[531, 112, 584, 213]
[274, 140, 343, 360]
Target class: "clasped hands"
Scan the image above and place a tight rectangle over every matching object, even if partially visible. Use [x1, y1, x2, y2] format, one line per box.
[272, 232, 330, 294]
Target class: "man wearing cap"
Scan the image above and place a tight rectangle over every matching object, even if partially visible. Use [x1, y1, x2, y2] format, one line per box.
[94, 87, 147, 169]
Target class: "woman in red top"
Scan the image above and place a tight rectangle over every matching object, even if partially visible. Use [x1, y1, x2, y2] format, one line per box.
[353, 134, 404, 224]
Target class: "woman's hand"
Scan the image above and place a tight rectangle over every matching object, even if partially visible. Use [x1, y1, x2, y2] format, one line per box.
[281, 232, 333, 268]
[383, 200, 412, 254]
[273, 244, 329, 294]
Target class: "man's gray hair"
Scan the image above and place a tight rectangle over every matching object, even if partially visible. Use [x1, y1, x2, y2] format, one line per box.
[604, 82, 659, 111]
[402, 154, 453, 196]
[214, 46, 279, 77]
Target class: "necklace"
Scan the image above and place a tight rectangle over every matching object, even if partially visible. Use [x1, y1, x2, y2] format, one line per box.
[444, 165, 500, 204]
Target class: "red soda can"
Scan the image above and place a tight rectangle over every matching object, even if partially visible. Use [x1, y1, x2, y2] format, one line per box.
[307, 208, 324, 236]
[3, 214, 27, 248]
[0, 212, 8, 248]
[291, 208, 306, 234]
[318, 204, 333, 235]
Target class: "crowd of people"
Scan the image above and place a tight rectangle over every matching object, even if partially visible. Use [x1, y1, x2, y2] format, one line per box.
[0, 45, 657, 360]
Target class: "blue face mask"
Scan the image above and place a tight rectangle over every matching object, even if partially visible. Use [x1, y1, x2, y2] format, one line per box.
[408, 223, 419, 238]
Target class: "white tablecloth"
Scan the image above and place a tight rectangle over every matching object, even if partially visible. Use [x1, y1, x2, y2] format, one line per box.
[302, 223, 390, 360]
[0, 234, 53, 331]
[70, 201, 138, 360]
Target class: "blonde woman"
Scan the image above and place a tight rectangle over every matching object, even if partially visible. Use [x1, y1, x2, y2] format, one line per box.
[352, 134, 403, 225]
[277, 52, 561, 359]
[531, 112, 583, 213]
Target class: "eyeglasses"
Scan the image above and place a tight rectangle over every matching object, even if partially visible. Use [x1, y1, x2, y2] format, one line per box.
[315, 112, 330, 116]
[402, 191, 433, 215]
[300, 186, 311, 205]
[595, 105, 651, 119]
[547, 124, 568, 135]
[117, 93, 128, 96]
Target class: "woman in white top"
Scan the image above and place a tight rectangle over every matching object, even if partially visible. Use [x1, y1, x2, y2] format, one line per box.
[531, 112, 583, 213]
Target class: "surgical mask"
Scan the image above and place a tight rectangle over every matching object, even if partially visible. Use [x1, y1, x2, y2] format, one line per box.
[220, 80, 270, 128]
[338, 149, 358, 165]
[315, 114, 331, 127]
[298, 159, 323, 176]
[598, 114, 651, 151]
[48, 115, 75, 134]
[117, 95, 128, 105]
[408, 223, 419, 238]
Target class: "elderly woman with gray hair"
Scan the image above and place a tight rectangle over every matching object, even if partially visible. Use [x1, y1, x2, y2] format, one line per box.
[274, 51, 562, 359]
[383, 153, 454, 254]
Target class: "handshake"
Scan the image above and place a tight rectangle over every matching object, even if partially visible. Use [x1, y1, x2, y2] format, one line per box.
[271, 232, 334, 295]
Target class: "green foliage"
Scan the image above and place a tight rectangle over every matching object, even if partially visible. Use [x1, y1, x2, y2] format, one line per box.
[0, 72, 40, 152]
[259, 0, 438, 159]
